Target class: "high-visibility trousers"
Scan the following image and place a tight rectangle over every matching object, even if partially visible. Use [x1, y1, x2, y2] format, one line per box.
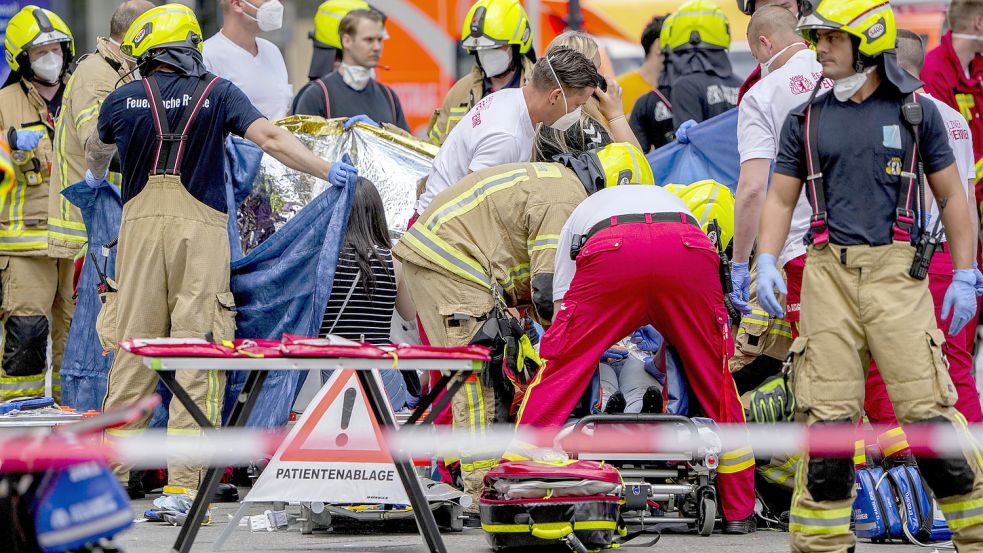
[402, 260, 497, 512]
[0, 255, 74, 400]
[788, 243, 983, 553]
[99, 175, 233, 491]
[515, 221, 755, 523]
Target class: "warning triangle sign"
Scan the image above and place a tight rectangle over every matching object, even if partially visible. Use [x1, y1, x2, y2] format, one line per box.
[244, 370, 409, 504]
[280, 370, 392, 463]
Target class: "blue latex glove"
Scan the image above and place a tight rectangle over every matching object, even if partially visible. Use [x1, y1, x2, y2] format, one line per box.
[343, 114, 380, 129]
[973, 262, 983, 297]
[755, 253, 786, 318]
[601, 347, 629, 363]
[942, 269, 978, 336]
[731, 261, 752, 315]
[327, 153, 358, 188]
[84, 169, 106, 187]
[630, 325, 664, 353]
[676, 119, 697, 144]
[642, 355, 667, 385]
[14, 129, 44, 151]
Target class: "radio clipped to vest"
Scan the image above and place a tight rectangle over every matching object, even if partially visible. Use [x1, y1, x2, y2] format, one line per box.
[910, 199, 945, 280]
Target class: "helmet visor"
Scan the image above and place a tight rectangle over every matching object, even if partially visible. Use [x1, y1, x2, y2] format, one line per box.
[462, 35, 505, 51]
[27, 29, 71, 50]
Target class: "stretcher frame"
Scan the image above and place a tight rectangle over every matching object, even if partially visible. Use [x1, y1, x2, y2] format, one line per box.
[142, 354, 484, 553]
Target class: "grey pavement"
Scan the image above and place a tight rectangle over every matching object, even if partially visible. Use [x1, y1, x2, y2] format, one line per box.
[116, 495, 935, 553]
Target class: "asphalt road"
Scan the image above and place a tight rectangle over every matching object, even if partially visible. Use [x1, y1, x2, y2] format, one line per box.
[116, 496, 937, 553]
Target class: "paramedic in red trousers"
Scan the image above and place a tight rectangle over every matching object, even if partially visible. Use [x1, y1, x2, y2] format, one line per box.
[85, 3, 358, 516]
[731, 6, 826, 330]
[922, 0, 983, 195]
[756, 0, 983, 548]
[735, 0, 810, 104]
[514, 155, 757, 534]
[864, 30, 983, 427]
[293, 9, 409, 132]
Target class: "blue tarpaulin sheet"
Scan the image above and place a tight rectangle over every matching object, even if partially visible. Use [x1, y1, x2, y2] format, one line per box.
[646, 109, 740, 193]
[60, 180, 122, 412]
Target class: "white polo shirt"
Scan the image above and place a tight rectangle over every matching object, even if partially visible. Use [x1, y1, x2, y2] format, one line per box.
[738, 47, 830, 267]
[920, 93, 974, 236]
[554, 186, 692, 301]
[416, 88, 535, 214]
[203, 31, 291, 121]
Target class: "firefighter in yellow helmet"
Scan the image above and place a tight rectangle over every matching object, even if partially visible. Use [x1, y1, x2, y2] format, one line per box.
[425, 0, 537, 145]
[664, 0, 742, 128]
[0, 5, 74, 401]
[306, 0, 371, 81]
[514, 146, 757, 533]
[757, 0, 983, 549]
[85, 3, 356, 516]
[395, 146, 661, 515]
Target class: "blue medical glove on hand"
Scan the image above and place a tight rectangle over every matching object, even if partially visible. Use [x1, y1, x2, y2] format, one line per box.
[14, 129, 44, 151]
[631, 325, 664, 353]
[942, 269, 978, 336]
[327, 154, 358, 188]
[973, 262, 983, 297]
[676, 119, 697, 144]
[731, 261, 752, 315]
[84, 169, 107, 187]
[755, 253, 787, 318]
[601, 347, 629, 363]
[343, 115, 380, 129]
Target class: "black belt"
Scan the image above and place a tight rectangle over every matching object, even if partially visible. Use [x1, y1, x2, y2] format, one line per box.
[571, 212, 700, 260]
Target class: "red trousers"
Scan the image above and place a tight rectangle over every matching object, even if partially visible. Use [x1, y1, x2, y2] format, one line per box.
[516, 222, 754, 521]
[865, 248, 983, 424]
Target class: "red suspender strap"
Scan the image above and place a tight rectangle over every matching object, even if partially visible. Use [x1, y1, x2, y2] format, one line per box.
[383, 84, 397, 122]
[143, 74, 221, 176]
[315, 79, 331, 119]
[892, 93, 920, 243]
[804, 101, 829, 246]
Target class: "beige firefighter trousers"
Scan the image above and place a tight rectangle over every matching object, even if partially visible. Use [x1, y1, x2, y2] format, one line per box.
[99, 175, 234, 491]
[402, 260, 497, 512]
[0, 255, 74, 399]
[788, 242, 983, 552]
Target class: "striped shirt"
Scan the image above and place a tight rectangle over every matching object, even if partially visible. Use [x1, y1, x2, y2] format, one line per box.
[320, 245, 397, 345]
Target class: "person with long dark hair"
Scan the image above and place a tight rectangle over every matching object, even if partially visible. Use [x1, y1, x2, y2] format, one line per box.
[320, 177, 416, 409]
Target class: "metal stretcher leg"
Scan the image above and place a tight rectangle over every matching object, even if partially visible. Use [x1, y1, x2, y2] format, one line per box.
[157, 369, 269, 553]
[357, 370, 448, 553]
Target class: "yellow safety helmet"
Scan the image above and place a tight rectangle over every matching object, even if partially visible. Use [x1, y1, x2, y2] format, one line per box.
[4, 6, 74, 73]
[797, 0, 895, 59]
[664, 0, 731, 51]
[659, 12, 676, 53]
[594, 143, 656, 188]
[121, 3, 203, 61]
[461, 0, 532, 54]
[313, 0, 371, 49]
[664, 180, 735, 249]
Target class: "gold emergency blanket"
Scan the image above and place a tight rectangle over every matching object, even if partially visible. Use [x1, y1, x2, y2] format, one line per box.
[238, 116, 437, 253]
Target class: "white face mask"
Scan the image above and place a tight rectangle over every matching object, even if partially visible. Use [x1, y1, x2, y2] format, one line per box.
[31, 52, 63, 84]
[759, 42, 803, 77]
[477, 48, 511, 78]
[244, 0, 283, 32]
[544, 55, 582, 132]
[833, 67, 875, 102]
[340, 63, 375, 91]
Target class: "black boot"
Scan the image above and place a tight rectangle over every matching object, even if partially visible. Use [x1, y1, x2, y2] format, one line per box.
[641, 386, 663, 414]
[214, 483, 239, 502]
[723, 514, 756, 534]
[604, 392, 626, 414]
[127, 471, 145, 500]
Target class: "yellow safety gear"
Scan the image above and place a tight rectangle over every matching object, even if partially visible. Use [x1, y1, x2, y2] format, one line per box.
[461, 0, 532, 54]
[659, 12, 677, 52]
[313, 0, 371, 49]
[797, 0, 896, 59]
[4, 6, 74, 73]
[121, 3, 202, 61]
[664, 0, 731, 51]
[592, 142, 655, 188]
[664, 179, 735, 249]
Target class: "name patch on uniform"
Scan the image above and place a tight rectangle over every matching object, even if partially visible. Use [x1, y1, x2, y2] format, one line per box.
[882, 125, 902, 149]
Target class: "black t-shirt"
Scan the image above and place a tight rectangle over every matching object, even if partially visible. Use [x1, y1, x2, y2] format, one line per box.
[670, 72, 741, 128]
[774, 84, 955, 246]
[292, 72, 409, 131]
[629, 87, 675, 152]
[98, 72, 263, 212]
